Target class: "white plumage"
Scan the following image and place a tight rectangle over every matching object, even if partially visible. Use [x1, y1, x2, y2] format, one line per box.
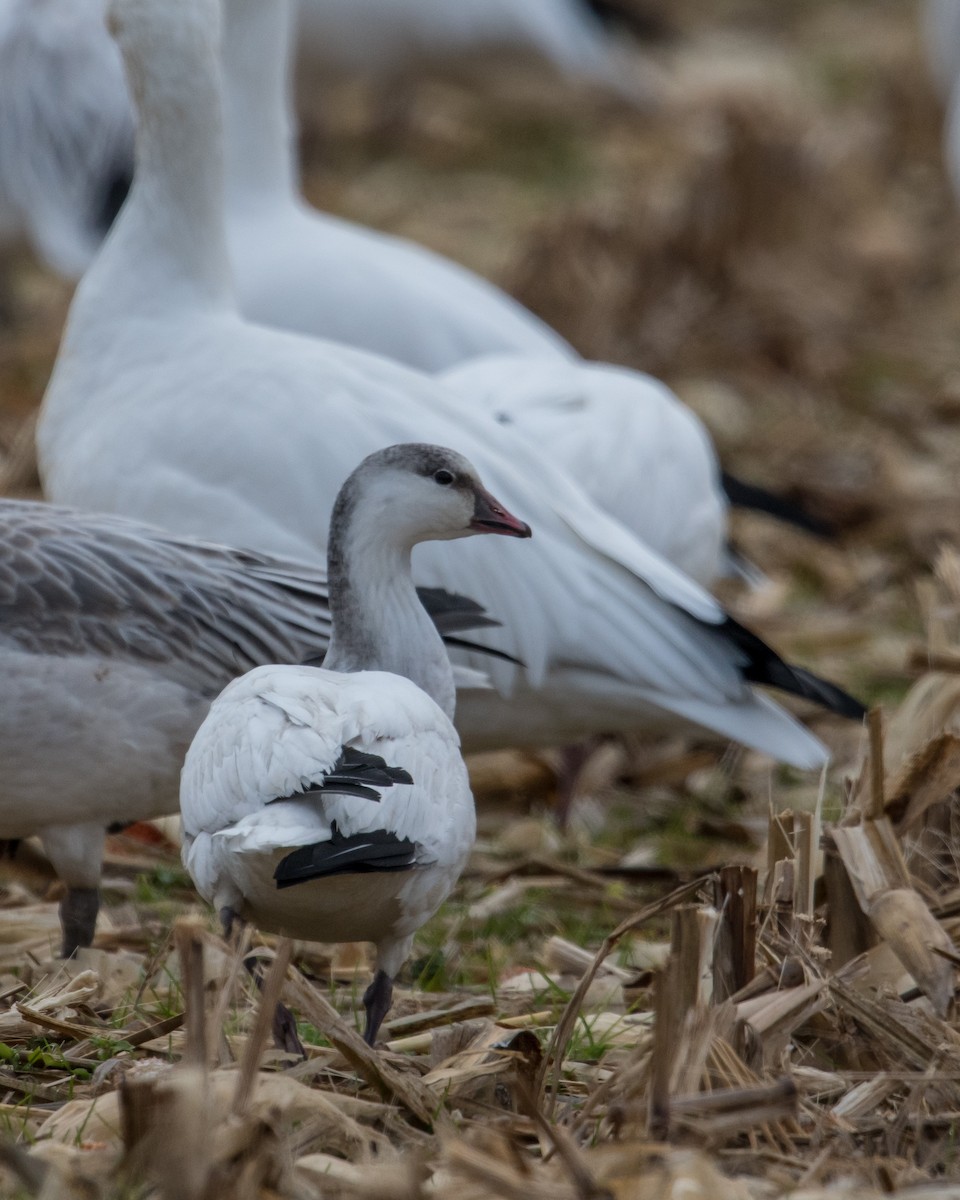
[40, 0, 861, 779]
[923, 0, 960, 204]
[181, 443, 529, 1044]
[223, 0, 572, 370]
[441, 354, 728, 587]
[182, 666, 473, 971]
[0, 0, 132, 277]
[220, 0, 733, 582]
[2, 0, 730, 592]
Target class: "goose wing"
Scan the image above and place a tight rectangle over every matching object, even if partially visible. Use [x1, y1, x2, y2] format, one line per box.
[0, 501, 512, 692]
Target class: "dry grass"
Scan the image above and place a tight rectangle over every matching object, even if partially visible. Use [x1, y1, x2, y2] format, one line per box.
[3, 0, 960, 1194]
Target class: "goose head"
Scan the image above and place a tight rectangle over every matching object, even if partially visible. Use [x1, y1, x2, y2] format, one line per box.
[334, 444, 532, 549]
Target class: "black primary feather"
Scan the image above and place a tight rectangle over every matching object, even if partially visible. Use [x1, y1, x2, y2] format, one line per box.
[301, 586, 522, 668]
[718, 616, 866, 720]
[266, 746, 414, 806]
[274, 821, 418, 889]
[440, 635, 525, 667]
[415, 586, 501, 635]
[720, 471, 836, 539]
[582, 0, 675, 41]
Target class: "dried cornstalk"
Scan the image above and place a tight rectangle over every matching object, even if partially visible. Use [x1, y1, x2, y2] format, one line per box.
[831, 821, 955, 1016]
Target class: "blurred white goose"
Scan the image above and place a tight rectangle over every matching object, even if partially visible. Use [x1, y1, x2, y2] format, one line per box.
[923, 0, 960, 204]
[441, 355, 727, 586]
[223, 0, 571, 369]
[923, 0, 960, 99]
[223, 0, 832, 585]
[0, 0, 132, 277]
[295, 0, 648, 96]
[0, 499, 505, 957]
[40, 0, 864, 779]
[182, 444, 531, 1045]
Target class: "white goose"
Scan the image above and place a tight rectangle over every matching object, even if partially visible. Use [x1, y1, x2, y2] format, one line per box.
[0, 498, 505, 956]
[223, 0, 821, 585]
[441, 355, 727, 586]
[223, 0, 571, 370]
[923, 0, 960, 204]
[0, 0, 132, 277]
[40, 0, 863, 778]
[181, 444, 532, 1046]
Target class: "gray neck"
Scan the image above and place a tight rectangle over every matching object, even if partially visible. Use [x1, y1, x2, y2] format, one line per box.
[79, 1, 234, 319]
[222, 0, 299, 208]
[323, 510, 456, 721]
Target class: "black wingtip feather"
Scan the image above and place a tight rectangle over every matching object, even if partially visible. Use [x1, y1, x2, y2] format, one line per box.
[274, 823, 418, 889]
[440, 635, 525, 668]
[266, 747, 414, 806]
[720, 617, 867, 721]
[720, 471, 837, 540]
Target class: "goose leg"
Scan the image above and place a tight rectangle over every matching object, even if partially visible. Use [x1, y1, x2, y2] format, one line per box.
[553, 739, 600, 829]
[222, 906, 305, 1059]
[362, 970, 393, 1046]
[40, 823, 107, 957]
[60, 888, 100, 958]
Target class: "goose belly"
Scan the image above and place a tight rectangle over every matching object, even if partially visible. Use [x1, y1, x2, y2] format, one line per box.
[0, 652, 206, 834]
[229, 853, 464, 947]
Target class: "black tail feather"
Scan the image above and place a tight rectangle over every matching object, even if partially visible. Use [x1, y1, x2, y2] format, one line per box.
[274, 822, 418, 889]
[720, 616, 866, 721]
[721, 471, 836, 539]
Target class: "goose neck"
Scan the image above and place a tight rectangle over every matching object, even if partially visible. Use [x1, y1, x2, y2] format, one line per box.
[222, 0, 299, 208]
[89, 0, 234, 315]
[323, 519, 456, 721]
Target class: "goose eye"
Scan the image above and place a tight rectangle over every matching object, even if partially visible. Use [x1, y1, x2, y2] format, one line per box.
[433, 468, 455, 486]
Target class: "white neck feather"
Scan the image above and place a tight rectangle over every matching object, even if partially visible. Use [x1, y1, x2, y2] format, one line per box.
[78, 0, 234, 318]
[222, 0, 299, 209]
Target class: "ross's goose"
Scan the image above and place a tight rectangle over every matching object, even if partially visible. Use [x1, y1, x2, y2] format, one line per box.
[0, 0, 132, 278]
[0, 499, 506, 956]
[181, 444, 532, 1046]
[295, 0, 648, 96]
[40, 0, 864, 778]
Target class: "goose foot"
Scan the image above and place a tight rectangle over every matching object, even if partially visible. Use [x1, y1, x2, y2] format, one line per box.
[60, 887, 100, 957]
[362, 970, 393, 1046]
[225, 909, 305, 1060]
[271, 1001, 305, 1058]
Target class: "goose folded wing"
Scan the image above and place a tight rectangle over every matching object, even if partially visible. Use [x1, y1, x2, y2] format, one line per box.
[266, 745, 413, 803]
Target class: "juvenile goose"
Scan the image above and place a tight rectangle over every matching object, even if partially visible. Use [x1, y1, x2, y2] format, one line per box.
[181, 444, 531, 1046]
[40, 0, 862, 782]
[0, 499, 506, 956]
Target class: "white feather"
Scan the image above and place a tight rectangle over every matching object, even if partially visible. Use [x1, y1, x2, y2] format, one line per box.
[39, 0, 840, 772]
